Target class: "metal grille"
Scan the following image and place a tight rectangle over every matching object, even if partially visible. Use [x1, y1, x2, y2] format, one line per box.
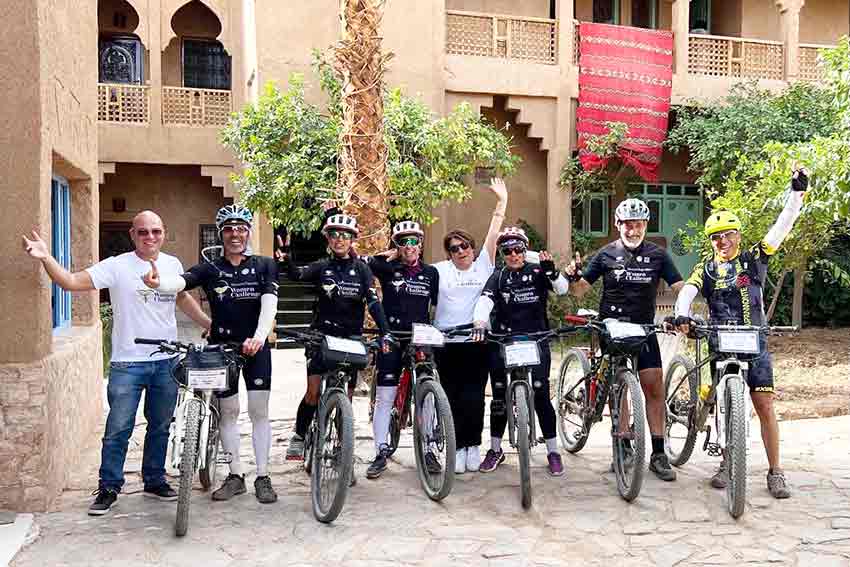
[182, 39, 231, 90]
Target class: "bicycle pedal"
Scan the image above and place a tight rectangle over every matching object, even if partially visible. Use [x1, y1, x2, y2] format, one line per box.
[706, 443, 722, 457]
[218, 452, 233, 464]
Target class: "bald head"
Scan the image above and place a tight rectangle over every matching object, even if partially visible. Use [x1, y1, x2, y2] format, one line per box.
[132, 210, 164, 230]
[130, 210, 166, 260]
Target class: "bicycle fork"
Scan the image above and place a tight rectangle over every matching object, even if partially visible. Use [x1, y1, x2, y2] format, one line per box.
[713, 360, 752, 455]
[506, 370, 536, 448]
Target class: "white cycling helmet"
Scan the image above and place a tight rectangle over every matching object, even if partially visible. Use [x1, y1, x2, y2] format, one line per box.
[496, 226, 530, 248]
[392, 220, 424, 243]
[215, 204, 253, 230]
[615, 198, 651, 223]
[323, 213, 359, 236]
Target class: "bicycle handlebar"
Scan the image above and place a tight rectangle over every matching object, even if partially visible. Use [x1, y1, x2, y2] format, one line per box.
[134, 338, 243, 354]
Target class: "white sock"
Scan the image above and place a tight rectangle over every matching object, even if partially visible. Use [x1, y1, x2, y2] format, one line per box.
[545, 437, 558, 454]
[247, 390, 271, 476]
[218, 394, 242, 476]
[373, 385, 397, 454]
[491, 437, 502, 453]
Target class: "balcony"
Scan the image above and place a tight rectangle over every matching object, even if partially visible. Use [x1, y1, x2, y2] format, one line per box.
[97, 84, 150, 124]
[162, 87, 232, 127]
[445, 10, 558, 65]
[798, 44, 833, 83]
[687, 34, 784, 81]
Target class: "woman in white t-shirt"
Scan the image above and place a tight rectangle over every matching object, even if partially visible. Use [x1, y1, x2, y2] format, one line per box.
[433, 177, 508, 474]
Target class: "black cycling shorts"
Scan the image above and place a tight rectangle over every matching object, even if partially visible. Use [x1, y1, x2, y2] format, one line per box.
[375, 340, 408, 387]
[216, 344, 272, 398]
[305, 347, 360, 385]
[636, 333, 663, 372]
[710, 343, 774, 393]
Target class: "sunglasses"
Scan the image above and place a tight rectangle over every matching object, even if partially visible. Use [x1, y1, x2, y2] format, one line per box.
[327, 229, 354, 240]
[222, 225, 249, 235]
[710, 229, 739, 243]
[134, 228, 163, 237]
[501, 246, 526, 257]
[448, 241, 471, 254]
[397, 236, 421, 247]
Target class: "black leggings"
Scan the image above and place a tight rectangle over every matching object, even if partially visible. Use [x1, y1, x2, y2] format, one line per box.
[488, 342, 557, 441]
[435, 342, 489, 449]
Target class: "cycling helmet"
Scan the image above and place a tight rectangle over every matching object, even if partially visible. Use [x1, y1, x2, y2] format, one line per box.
[392, 220, 424, 242]
[704, 210, 742, 236]
[323, 213, 359, 236]
[615, 198, 651, 223]
[496, 226, 530, 248]
[215, 204, 253, 230]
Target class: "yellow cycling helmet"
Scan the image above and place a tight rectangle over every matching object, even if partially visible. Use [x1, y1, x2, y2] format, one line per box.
[704, 210, 742, 236]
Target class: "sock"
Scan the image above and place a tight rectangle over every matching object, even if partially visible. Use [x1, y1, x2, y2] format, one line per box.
[247, 390, 271, 476]
[545, 437, 558, 454]
[294, 398, 317, 438]
[651, 435, 665, 455]
[218, 394, 243, 475]
[491, 436, 502, 453]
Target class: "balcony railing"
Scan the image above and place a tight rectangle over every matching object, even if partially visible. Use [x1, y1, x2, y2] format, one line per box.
[688, 34, 784, 81]
[162, 86, 232, 127]
[445, 10, 558, 65]
[798, 43, 834, 82]
[97, 83, 150, 124]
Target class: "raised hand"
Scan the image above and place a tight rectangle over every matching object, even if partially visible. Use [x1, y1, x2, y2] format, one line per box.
[791, 168, 809, 192]
[565, 252, 582, 276]
[275, 234, 290, 262]
[142, 260, 160, 289]
[22, 230, 49, 260]
[488, 177, 508, 203]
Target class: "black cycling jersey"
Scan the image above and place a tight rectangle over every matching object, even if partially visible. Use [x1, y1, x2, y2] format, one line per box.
[282, 253, 389, 336]
[481, 262, 554, 334]
[367, 257, 439, 332]
[582, 239, 682, 324]
[182, 255, 279, 343]
[687, 242, 771, 326]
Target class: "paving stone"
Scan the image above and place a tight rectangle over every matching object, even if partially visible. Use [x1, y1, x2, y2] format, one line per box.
[833, 518, 850, 530]
[795, 551, 850, 567]
[672, 500, 712, 522]
[647, 542, 695, 567]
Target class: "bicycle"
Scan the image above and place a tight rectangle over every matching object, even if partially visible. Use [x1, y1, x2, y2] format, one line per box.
[663, 319, 796, 518]
[276, 328, 380, 523]
[134, 338, 243, 537]
[555, 310, 666, 502]
[365, 324, 464, 501]
[485, 327, 578, 509]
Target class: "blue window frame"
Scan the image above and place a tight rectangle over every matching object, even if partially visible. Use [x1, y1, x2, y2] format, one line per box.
[51, 176, 72, 329]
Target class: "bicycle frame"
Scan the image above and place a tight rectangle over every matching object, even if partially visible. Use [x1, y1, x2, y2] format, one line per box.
[170, 387, 218, 473]
[506, 366, 537, 450]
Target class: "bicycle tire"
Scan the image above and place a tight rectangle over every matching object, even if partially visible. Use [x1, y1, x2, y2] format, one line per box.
[514, 382, 532, 510]
[176, 401, 200, 537]
[412, 377, 456, 501]
[612, 369, 645, 502]
[556, 348, 592, 453]
[311, 391, 354, 523]
[386, 411, 401, 458]
[664, 354, 699, 467]
[725, 376, 748, 518]
[304, 421, 315, 476]
[199, 405, 220, 491]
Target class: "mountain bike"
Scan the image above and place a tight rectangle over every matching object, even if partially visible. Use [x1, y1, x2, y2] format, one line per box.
[555, 311, 666, 502]
[664, 320, 796, 518]
[134, 338, 242, 537]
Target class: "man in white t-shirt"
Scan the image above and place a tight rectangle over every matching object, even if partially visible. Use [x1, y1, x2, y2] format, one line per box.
[22, 210, 210, 516]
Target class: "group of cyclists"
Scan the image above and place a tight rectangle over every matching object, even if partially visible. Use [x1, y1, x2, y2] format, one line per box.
[22, 168, 808, 515]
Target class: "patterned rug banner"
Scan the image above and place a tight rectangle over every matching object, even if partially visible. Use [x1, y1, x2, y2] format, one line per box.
[577, 22, 674, 181]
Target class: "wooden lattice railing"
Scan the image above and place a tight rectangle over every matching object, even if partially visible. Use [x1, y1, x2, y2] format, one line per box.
[446, 10, 558, 65]
[688, 34, 784, 80]
[97, 83, 150, 124]
[798, 43, 834, 83]
[162, 86, 232, 127]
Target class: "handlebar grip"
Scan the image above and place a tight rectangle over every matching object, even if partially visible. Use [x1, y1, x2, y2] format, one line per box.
[135, 338, 166, 345]
[564, 315, 588, 325]
[770, 326, 798, 332]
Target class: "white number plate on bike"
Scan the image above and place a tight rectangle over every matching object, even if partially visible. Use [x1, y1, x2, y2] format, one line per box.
[325, 336, 368, 356]
[412, 324, 445, 346]
[187, 367, 228, 390]
[717, 331, 760, 354]
[604, 320, 646, 339]
[503, 342, 540, 368]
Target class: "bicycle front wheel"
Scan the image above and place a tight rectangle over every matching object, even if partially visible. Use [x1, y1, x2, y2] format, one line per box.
[176, 401, 200, 537]
[311, 391, 354, 523]
[514, 382, 532, 510]
[199, 399, 220, 491]
[611, 369, 646, 502]
[413, 377, 456, 501]
[725, 376, 748, 518]
[556, 348, 592, 453]
[664, 354, 699, 467]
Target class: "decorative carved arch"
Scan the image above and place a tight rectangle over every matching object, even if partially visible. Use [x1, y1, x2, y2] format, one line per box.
[161, 0, 230, 54]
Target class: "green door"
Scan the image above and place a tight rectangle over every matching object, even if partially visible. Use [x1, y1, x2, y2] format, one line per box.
[664, 197, 702, 279]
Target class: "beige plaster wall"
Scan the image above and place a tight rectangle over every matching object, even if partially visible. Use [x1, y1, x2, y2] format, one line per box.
[711, 0, 742, 36]
[99, 163, 225, 268]
[800, 0, 850, 45]
[98, 0, 141, 35]
[740, 0, 782, 41]
[446, 0, 551, 18]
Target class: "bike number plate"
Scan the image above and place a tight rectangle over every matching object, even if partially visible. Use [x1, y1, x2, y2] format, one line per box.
[412, 324, 445, 346]
[325, 336, 367, 356]
[187, 367, 228, 390]
[503, 342, 540, 368]
[717, 331, 759, 354]
[604, 320, 646, 339]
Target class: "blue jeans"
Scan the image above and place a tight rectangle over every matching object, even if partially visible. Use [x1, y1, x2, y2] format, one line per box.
[99, 358, 178, 491]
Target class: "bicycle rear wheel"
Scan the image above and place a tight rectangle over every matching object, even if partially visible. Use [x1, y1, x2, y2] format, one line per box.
[725, 376, 748, 518]
[413, 376, 456, 501]
[176, 401, 200, 537]
[514, 381, 532, 510]
[555, 348, 592, 453]
[311, 391, 354, 523]
[611, 370, 645, 502]
[664, 354, 699, 467]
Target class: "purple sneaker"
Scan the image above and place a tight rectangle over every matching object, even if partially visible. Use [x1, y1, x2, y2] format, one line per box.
[479, 449, 505, 473]
[547, 452, 565, 477]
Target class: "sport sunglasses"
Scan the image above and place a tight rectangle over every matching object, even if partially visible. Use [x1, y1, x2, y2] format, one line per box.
[327, 229, 354, 240]
[396, 236, 421, 247]
[500, 245, 526, 257]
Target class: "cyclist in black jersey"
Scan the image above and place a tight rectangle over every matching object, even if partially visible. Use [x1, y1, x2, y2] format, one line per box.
[471, 227, 570, 477]
[565, 198, 685, 481]
[673, 169, 809, 499]
[362, 220, 441, 479]
[279, 213, 392, 473]
[142, 204, 280, 504]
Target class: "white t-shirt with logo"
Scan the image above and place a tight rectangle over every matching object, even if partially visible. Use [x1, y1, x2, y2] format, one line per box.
[87, 251, 184, 362]
[433, 248, 494, 331]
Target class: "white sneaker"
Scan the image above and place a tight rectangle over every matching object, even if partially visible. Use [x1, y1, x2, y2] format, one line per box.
[466, 445, 481, 472]
[455, 448, 467, 474]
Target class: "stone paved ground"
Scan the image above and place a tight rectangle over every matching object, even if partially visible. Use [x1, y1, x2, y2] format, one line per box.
[12, 350, 850, 567]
